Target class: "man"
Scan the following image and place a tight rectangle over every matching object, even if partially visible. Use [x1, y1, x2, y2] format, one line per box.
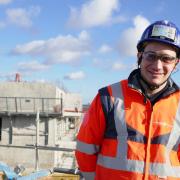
[75, 20, 180, 180]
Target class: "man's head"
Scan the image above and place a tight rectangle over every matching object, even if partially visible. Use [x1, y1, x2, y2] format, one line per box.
[136, 20, 180, 90]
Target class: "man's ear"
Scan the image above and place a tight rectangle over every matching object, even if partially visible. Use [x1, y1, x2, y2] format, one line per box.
[137, 52, 143, 66]
[137, 52, 142, 59]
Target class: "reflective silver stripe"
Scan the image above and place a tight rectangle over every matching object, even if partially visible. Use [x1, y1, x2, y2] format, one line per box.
[166, 100, 180, 152]
[98, 154, 144, 173]
[111, 82, 128, 159]
[98, 155, 180, 176]
[76, 140, 100, 155]
[81, 171, 95, 180]
[149, 162, 180, 177]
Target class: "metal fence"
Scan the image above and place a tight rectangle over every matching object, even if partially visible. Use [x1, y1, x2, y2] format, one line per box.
[0, 97, 63, 114]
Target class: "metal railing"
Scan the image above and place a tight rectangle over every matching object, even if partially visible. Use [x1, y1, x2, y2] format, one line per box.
[0, 97, 63, 114]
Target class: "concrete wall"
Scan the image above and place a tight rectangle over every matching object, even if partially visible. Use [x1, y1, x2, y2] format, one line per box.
[0, 115, 57, 170]
[0, 147, 54, 172]
[0, 81, 81, 170]
[63, 93, 82, 117]
[0, 82, 65, 113]
[0, 82, 82, 117]
[0, 82, 64, 98]
[0, 116, 52, 146]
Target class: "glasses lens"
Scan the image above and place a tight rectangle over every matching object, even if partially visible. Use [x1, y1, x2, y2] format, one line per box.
[143, 52, 156, 62]
[161, 56, 176, 64]
[143, 51, 176, 64]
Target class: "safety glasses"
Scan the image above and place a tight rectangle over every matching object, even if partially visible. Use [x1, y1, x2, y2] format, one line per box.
[142, 51, 178, 65]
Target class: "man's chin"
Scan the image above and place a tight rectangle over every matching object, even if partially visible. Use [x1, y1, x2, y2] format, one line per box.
[147, 80, 167, 89]
[147, 77, 164, 86]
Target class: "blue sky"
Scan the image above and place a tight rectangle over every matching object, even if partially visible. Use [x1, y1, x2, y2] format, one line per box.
[0, 0, 179, 104]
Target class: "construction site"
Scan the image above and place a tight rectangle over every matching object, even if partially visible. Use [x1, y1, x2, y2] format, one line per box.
[0, 74, 85, 179]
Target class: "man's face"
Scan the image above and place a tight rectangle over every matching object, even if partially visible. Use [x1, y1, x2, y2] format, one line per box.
[139, 42, 178, 87]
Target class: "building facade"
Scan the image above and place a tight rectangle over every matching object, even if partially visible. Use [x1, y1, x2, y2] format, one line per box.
[0, 81, 82, 172]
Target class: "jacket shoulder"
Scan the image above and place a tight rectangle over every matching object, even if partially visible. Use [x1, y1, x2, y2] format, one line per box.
[98, 80, 127, 97]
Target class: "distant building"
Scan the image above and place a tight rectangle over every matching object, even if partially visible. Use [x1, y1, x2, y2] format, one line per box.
[82, 104, 90, 114]
[0, 81, 82, 171]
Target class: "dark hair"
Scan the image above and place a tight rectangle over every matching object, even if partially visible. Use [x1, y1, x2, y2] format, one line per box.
[137, 56, 142, 66]
[174, 47, 180, 59]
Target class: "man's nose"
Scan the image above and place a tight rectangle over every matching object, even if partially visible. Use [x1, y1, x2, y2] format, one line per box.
[153, 58, 164, 68]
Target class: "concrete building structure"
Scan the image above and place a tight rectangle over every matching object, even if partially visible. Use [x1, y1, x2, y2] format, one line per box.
[0, 81, 82, 172]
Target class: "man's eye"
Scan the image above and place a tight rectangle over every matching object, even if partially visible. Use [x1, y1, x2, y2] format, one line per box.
[147, 54, 156, 59]
[161, 56, 170, 62]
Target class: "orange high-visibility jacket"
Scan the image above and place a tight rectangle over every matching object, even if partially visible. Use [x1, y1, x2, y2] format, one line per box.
[76, 79, 180, 180]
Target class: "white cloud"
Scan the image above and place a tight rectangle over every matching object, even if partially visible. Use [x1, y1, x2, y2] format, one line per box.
[68, 0, 125, 28]
[98, 44, 112, 53]
[78, 30, 90, 40]
[0, 71, 48, 81]
[0, 72, 16, 80]
[12, 31, 91, 64]
[12, 40, 45, 55]
[0, 0, 12, 4]
[17, 61, 50, 72]
[64, 71, 85, 80]
[111, 61, 126, 70]
[2, 6, 41, 28]
[118, 15, 150, 56]
[32, 79, 48, 83]
[93, 58, 111, 69]
[93, 58, 127, 71]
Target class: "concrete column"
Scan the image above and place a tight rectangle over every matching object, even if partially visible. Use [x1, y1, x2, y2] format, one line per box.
[44, 118, 48, 145]
[48, 118, 56, 146]
[9, 116, 13, 144]
[35, 110, 40, 171]
[65, 117, 69, 131]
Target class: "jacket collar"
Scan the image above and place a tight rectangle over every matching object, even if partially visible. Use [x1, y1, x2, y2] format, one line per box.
[127, 68, 179, 98]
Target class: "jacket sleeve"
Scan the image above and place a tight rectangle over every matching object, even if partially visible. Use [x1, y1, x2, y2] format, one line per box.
[75, 93, 106, 179]
[178, 145, 180, 161]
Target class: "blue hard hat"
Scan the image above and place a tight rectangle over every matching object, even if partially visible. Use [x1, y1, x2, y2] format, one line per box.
[137, 20, 180, 53]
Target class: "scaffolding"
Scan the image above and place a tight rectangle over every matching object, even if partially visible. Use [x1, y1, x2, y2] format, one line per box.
[0, 96, 81, 171]
[0, 97, 63, 116]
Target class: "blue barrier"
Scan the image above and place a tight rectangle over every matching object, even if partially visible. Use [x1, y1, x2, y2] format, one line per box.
[0, 162, 18, 180]
[17, 169, 51, 180]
